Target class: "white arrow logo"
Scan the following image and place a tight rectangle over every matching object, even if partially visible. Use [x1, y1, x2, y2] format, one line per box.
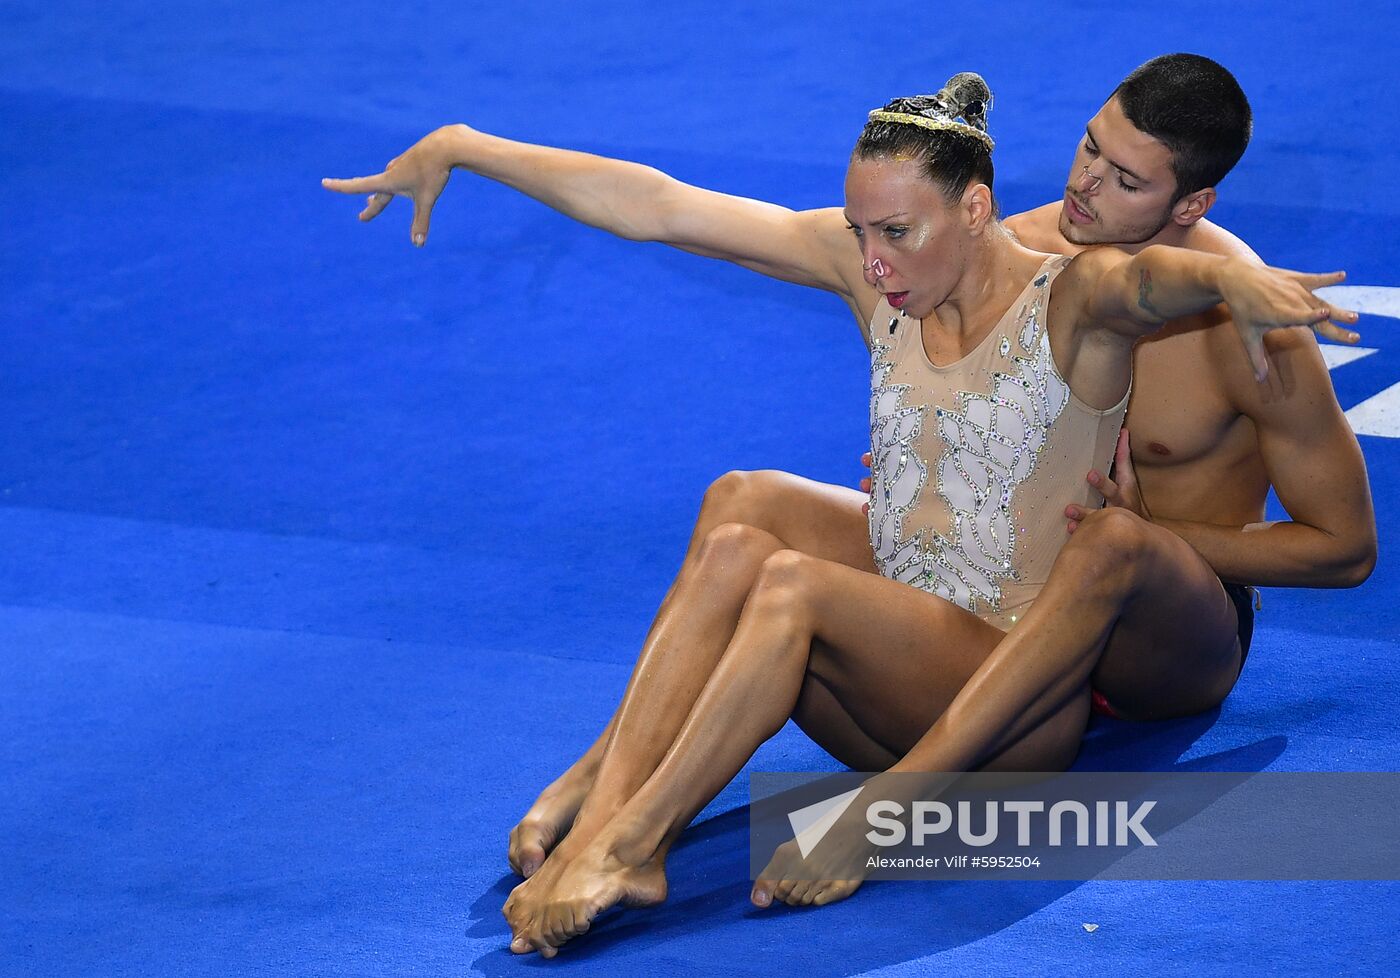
[787, 787, 864, 858]
[1313, 286, 1397, 438]
[1317, 285, 1400, 320]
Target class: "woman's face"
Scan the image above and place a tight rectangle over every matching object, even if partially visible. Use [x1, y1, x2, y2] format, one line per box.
[843, 155, 969, 319]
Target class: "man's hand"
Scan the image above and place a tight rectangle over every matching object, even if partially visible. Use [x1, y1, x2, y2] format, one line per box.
[322, 125, 470, 247]
[1219, 265, 1359, 380]
[1065, 428, 1145, 534]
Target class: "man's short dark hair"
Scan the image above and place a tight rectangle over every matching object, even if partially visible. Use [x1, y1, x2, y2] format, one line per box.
[1113, 54, 1252, 198]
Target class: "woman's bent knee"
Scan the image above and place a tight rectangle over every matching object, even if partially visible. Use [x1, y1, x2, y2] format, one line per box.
[755, 549, 812, 588]
[696, 521, 781, 569]
[700, 469, 793, 530]
[747, 550, 820, 621]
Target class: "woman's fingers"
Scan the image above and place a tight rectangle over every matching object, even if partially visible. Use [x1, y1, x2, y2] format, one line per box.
[358, 192, 393, 222]
[1311, 302, 1361, 344]
[321, 173, 387, 195]
[1313, 318, 1361, 345]
[409, 173, 451, 246]
[1240, 330, 1270, 382]
[410, 190, 439, 246]
[1290, 269, 1346, 290]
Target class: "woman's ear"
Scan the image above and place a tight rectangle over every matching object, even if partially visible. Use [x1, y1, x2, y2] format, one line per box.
[964, 183, 995, 236]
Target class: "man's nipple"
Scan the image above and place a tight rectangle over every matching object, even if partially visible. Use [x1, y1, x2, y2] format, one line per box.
[1146, 441, 1172, 457]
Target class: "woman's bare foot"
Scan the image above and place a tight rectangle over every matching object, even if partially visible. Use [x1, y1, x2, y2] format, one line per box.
[508, 838, 669, 958]
[502, 836, 579, 940]
[502, 795, 630, 939]
[507, 765, 597, 878]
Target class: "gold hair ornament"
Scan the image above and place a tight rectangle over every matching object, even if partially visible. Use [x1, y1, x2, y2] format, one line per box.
[866, 110, 994, 151]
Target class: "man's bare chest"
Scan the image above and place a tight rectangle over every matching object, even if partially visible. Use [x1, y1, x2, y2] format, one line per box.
[1125, 330, 1245, 469]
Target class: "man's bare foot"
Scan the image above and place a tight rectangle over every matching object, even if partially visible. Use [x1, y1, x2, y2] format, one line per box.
[750, 837, 867, 908]
[507, 767, 596, 878]
[508, 840, 669, 958]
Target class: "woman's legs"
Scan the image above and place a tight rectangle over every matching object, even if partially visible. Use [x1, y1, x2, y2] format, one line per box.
[509, 509, 1252, 953]
[508, 471, 873, 876]
[507, 548, 1092, 954]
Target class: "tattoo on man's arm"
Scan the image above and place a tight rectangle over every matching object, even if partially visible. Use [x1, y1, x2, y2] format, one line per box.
[1138, 268, 1165, 319]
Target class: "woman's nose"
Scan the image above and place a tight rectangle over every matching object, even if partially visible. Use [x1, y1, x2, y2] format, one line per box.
[862, 253, 887, 285]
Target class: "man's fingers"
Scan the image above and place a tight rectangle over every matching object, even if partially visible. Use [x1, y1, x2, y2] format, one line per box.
[1113, 429, 1138, 489]
[358, 192, 393, 222]
[860, 451, 872, 468]
[1086, 469, 1118, 500]
[1090, 471, 1123, 505]
[858, 476, 871, 493]
[321, 173, 387, 195]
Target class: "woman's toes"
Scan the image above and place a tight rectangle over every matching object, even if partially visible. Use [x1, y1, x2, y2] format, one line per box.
[751, 880, 775, 907]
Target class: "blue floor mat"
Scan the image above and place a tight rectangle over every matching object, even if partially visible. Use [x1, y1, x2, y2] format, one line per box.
[3, 2, 1398, 974]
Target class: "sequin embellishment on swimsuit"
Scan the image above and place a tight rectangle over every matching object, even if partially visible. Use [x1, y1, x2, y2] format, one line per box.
[866, 271, 1069, 615]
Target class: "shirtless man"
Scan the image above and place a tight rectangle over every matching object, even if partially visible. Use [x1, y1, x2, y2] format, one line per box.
[976, 54, 1377, 721]
[323, 54, 1374, 916]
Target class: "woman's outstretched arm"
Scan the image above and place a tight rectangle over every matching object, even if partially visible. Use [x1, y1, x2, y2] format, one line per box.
[323, 124, 870, 306]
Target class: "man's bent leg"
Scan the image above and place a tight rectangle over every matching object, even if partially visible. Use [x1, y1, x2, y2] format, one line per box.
[797, 508, 1237, 795]
[1086, 517, 1244, 721]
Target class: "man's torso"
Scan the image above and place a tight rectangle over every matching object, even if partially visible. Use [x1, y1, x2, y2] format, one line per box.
[1006, 202, 1271, 526]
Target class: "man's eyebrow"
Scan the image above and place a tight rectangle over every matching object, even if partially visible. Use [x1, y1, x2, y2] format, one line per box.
[1085, 124, 1150, 185]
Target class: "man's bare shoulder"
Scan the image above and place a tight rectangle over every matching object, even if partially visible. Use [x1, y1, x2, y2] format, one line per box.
[1209, 320, 1339, 418]
[1005, 202, 1071, 254]
[1182, 218, 1263, 264]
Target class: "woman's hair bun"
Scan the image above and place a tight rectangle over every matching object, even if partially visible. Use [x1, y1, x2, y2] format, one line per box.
[878, 72, 993, 136]
[938, 72, 992, 132]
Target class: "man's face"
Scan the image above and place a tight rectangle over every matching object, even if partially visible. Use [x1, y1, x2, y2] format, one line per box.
[1059, 96, 1180, 246]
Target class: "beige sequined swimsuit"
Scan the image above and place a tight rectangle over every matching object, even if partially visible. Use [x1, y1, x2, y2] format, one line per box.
[866, 255, 1128, 631]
